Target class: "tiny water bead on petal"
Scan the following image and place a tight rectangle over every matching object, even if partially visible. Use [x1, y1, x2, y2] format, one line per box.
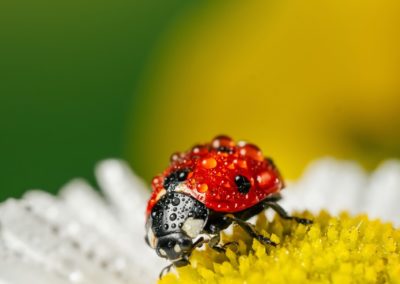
[159, 212, 400, 284]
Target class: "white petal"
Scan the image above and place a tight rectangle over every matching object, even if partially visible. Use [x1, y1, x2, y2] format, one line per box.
[282, 158, 400, 227]
[0, 160, 166, 284]
[94, 159, 166, 279]
[0, 200, 119, 284]
[363, 160, 400, 226]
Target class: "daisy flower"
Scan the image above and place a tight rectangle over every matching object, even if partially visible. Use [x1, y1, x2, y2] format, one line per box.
[0, 158, 399, 283]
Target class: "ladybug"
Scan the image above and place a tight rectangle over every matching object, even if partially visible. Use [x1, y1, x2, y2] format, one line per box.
[145, 135, 312, 276]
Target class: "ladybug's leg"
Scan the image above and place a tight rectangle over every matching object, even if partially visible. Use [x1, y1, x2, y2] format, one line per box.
[263, 201, 313, 225]
[209, 234, 225, 253]
[159, 263, 174, 279]
[224, 214, 277, 247]
[192, 236, 206, 248]
[159, 258, 191, 279]
[208, 234, 238, 253]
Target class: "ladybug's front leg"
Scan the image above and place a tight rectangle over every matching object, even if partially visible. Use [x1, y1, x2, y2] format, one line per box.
[223, 214, 277, 247]
[262, 201, 313, 225]
[159, 258, 191, 279]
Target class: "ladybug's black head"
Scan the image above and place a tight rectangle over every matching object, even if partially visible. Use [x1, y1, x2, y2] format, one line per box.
[145, 192, 209, 261]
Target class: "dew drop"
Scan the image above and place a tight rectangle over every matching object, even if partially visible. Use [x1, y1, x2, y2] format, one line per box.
[170, 152, 181, 162]
[237, 159, 248, 169]
[192, 145, 208, 155]
[164, 224, 169, 230]
[239, 143, 264, 162]
[211, 135, 235, 149]
[172, 197, 180, 206]
[201, 158, 217, 169]
[257, 171, 273, 188]
[171, 223, 176, 229]
[197, 183, 209, 193]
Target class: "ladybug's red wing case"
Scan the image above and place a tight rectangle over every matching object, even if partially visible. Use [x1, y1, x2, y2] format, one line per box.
[146, 135, 284, 215]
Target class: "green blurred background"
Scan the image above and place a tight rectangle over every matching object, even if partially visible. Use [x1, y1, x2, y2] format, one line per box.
[1, 0, 399, 201]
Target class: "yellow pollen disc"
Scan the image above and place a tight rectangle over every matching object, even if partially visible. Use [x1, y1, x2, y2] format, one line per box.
[159, 211, 400, 284]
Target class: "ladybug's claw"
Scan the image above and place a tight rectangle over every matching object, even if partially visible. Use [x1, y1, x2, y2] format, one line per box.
[294, 217, 313, 225]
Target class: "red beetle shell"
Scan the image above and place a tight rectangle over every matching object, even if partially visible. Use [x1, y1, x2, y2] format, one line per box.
[146, 136, 284, 215]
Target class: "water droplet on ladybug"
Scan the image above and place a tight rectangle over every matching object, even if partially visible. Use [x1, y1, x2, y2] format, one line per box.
[201, 158, 217, 169]
[211, 135, 235, 149]
[172, 197, 180, 206]
[164, 224, 169, 230]
[223, 182, 231, 188]
[170, 152, 180, 162]
[192, 145, 208, 155]
[239, 143, 264, 162]
[257, 171, 273, 188]
[237, 159, 248, 169]
[171, 223, 176, 229]
[197, 183, 209, 193]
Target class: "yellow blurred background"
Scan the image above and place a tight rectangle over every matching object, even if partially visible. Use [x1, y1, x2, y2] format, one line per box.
[129, 0, 400, 181]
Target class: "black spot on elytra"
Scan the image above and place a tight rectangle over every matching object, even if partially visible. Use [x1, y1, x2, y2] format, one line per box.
[235, 175, 251, 194]
[163, 168, 190, 190]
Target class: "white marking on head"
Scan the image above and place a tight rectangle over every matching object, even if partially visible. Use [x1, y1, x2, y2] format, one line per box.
[174, 244, 181, 253]
[159, 248, 167, 257]
[182, 217, 205, 238]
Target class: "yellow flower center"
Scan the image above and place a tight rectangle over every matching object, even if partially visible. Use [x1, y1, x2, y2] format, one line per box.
[159, 211, 400, 284]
